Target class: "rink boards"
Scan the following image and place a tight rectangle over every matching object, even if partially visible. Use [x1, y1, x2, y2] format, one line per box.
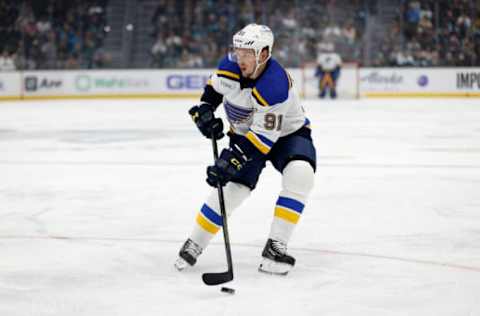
[0, 67, 479, 100]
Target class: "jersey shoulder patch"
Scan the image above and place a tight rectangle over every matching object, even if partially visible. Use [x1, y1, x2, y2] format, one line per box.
[217, 56, 241, 82]
[252, 59, 291, 107]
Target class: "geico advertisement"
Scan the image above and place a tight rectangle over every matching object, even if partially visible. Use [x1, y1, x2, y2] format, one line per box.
[163, 71, 210, 91]
[22, 70, 212, 95]
[0, 72, 21, 97]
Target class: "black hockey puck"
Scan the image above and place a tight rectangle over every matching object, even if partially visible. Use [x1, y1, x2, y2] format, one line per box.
[220, 287, 235, 294]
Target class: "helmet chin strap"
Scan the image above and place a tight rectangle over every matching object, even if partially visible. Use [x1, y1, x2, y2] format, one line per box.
[250, 51, 270, 79]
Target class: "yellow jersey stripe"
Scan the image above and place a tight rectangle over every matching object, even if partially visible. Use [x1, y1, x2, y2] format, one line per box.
[252, 87, 269, 107]
[196, 213, 220, 234]
[246, 131, 270, 154]
[207, 79, 212, 86]
[216, 70, 240, 80]
[274, 206, 300, 224]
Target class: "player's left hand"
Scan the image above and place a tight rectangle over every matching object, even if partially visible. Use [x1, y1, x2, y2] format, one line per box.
[188, 103, 224, 140]
[206, 147, 246, 187]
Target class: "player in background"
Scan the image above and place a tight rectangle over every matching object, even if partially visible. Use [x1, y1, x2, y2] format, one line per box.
[315, 42, 342, 99]
[174, 24, 316, 275]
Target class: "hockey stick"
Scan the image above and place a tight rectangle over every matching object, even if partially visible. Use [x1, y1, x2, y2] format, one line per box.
[201, 133, 234, 286]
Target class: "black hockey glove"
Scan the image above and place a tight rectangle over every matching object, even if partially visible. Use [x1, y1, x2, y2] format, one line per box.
[206, 144, 247, 187]
[189, 103, 224, 140]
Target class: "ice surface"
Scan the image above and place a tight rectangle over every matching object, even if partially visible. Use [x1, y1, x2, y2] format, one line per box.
[1, 98, 480, 316]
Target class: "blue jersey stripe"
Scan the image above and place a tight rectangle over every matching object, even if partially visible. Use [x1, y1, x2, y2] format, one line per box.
[224, 101, 252, 122]
[224, 101, 252, 115]
[276, 197, 304, 214]
[225, 106, 251, 119]
[226, 112, 247, 122]
[225, 111, 245, 120]
[200, 204, 223, 226]
[226, 105, 251, 116]
[225, 108, 250, 121]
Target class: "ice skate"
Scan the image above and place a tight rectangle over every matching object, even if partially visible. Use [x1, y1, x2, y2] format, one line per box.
[174, 238, 203, 271]
[258, 238, 295, 275]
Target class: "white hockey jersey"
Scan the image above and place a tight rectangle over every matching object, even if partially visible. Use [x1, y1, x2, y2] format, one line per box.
[317, 52, 342, 72]
[208, 56, 310, 155]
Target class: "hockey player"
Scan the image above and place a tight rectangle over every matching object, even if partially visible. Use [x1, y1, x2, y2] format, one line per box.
[174, 24, 316, 275]
[315, 43, 342, 99]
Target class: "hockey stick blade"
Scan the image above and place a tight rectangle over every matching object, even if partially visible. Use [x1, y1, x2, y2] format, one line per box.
[202, 270, 233, 286]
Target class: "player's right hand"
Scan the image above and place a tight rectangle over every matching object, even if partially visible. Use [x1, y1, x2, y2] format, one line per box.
[188, 103, 224, 140]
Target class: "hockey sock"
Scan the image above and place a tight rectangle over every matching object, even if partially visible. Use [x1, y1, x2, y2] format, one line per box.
[190, 182, 250, 249]
[269, 161, 314, 244]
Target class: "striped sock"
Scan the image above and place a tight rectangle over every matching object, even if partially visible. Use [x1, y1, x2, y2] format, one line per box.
[190, 203, 222, 249]
[187, 182, 251, 250]
[269, 195, 305, 244]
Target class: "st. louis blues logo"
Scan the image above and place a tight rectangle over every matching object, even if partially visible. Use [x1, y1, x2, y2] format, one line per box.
[224, 101, 253, 124]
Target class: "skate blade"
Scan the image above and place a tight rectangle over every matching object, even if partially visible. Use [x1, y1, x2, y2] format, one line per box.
[174, 257, 189, 271]
[258, 258, 292, 275]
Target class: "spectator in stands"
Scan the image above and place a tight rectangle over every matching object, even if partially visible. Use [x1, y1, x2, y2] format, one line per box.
[323, 22, 342, 40]
[65, 52, 80, 69]
[342, 21, 356, 45]
[0, 50, 17, 71]
[83, 31, 97, 69]
[92, 47, 112, 68]
[151, 0, 168, 37]
[4, 0, 477, 69]
[177, 50, 202, 68]
[148, 0, 365, 69]
[151, 33, 168, 67]
[39, 30, 57, 69]
[2, 0, 108, 70]
[404, 1, 421, 39]
[457, 12, 472, 39]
